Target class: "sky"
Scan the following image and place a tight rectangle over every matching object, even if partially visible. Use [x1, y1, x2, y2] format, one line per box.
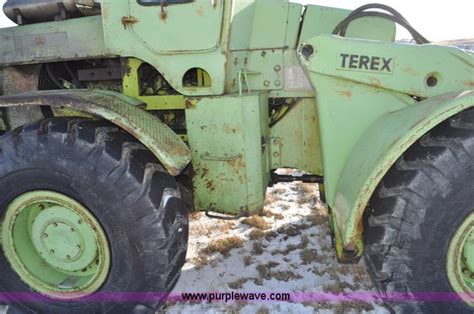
[0, 0, 472, 41]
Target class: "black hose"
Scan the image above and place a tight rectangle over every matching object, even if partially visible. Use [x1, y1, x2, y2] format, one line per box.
[45, 63, 65, 89]
[333, 3, 430, 44]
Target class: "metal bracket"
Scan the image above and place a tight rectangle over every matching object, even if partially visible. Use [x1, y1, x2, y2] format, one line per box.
[269, 137, 281, 169]
[271, 171, 324, 185]
[205, 205, 247, 220]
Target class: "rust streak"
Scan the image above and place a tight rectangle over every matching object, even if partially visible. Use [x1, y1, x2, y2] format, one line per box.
[338, 90, 352, 98]
[121, 16, 139, 29]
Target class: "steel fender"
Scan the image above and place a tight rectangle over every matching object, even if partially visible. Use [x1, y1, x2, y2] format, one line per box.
[334, 90, 474, 247]
[0, 89, 192, 176]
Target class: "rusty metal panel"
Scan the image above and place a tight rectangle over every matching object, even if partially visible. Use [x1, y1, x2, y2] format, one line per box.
[0, 16, 112, 65]
[185, 92, 270, 215]
[0, 89, 191, 175]
[0, 65, 44, 129]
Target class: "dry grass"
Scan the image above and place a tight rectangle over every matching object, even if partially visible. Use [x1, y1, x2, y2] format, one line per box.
[252, 241, 265, 255]
[278, 203, 290, 210]
[276, 222, 312, 236]
[228, 278, 251, 290]
[249, 228, 265, 240]
[300, 249, 318, 265]
[273, 213, 284, 220]
[217, 221, 236, 233]
[243, 255, 252, 266]
[271, 235, 309, 256]
[270, 187, 286, 194]
[256, 261, 302, 282]
[256, 307, 270, 314]
[189, 211, 203, 220]
[305, 300, 374, 314]
[264, 230, 278, 241]
[308, 213, 327, 226]
[242, 215, 270, 230]
[200, 236, 244, 256]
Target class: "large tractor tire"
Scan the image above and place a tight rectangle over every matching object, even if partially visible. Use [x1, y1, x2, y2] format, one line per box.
[0, 118, 189, 313]
[365, 109, 474, 313]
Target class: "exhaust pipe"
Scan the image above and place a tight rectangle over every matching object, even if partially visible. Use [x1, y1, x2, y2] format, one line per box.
[3, 0, 101, 25]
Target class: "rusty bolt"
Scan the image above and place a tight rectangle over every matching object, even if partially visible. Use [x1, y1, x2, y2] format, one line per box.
[274, 65, 282, 72]
[273, 139, 279, 145]
[263, 80, 270, 87]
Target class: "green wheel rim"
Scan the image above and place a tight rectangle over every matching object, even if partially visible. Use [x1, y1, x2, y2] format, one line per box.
[447, 212, 474, 307]
[1, 191, 110, 300]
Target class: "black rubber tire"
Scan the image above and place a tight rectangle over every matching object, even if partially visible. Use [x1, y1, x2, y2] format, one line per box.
[0, 118, 189, 314]
[364, 108, 474, 313]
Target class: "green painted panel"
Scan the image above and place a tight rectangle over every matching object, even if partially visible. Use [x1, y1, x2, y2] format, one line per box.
[249, 0, 288, 50]
[229, 0, 290, 51]
[270, 98, 322, 175]
[228, 0, 256, 51]
[285, 3, 303, 49]
[185, 93, 270, 214]
[126, 0, 224, 52]
[299, 5, 396, 43]
[303, 74, 410, 207]
[102, 0, 228, 96]
[0, 16, 112, 65]
[299, 34, 474, 248]
[337, 91, 474, 246]
[300, 35, 474, 99]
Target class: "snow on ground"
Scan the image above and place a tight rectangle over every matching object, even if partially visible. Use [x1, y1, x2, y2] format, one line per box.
[0, 173, 389, 313]
[164, 176, 388, 313]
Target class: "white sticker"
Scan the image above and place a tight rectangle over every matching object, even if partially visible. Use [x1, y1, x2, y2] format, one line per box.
[283, 66, 313, 91]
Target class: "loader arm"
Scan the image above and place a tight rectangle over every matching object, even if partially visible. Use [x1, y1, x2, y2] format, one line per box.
[298, 34, 474, 260]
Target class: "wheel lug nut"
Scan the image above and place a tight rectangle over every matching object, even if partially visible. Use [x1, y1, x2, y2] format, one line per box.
[50, 249, 55, 254]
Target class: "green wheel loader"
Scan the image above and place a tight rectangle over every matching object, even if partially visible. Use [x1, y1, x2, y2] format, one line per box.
[0, 0, 472, 313]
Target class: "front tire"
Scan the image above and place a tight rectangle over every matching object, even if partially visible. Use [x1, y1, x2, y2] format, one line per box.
[365, 108, 474, 313]
[0, 118, 189, 313]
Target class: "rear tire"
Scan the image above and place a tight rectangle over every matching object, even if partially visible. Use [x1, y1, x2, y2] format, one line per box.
[0, 118, 189, 313]
[364, 108, 474, 313]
